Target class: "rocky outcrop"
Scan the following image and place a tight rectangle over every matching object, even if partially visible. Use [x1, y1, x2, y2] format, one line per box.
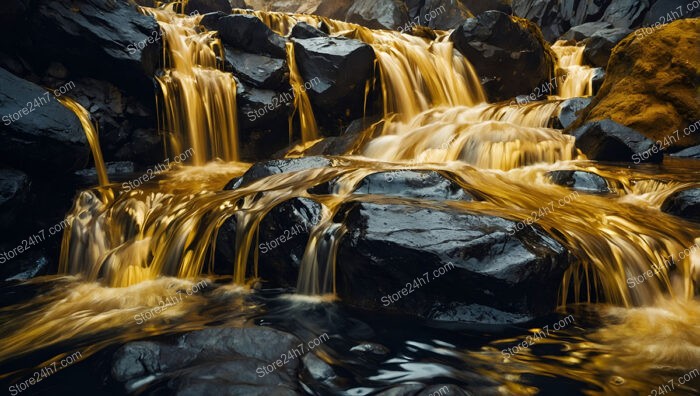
[236, 82, 293, 159]
[450, 11, 556, 102]
[292, 37, 376, 131]
[334, 201, 571, 321]
[112, 327, 303, 395]
[225, 157, 333, 190]
[555, 97, 592, 129]
[571, 119, 663, 163]
[512, 0, 612, 42]
[583, 27, 632, 68]
[570, 19, 700, 153]
[345, 0, 409, 30]
[225, 47, 288, 89]
[201, 13, 287, 58]
[290, 22, 328, 39]
[415, 0, 472, 30]
[0, 67, 88, 173]
[661, 188, 700, 223]
[547, 170, 611, 193]
[560, 21, 614, 41]
[352, 170, 474, 201]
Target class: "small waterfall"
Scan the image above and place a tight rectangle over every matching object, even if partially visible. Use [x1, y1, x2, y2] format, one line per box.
[552, 41, 596, 98]
[286, 41, 319, 141]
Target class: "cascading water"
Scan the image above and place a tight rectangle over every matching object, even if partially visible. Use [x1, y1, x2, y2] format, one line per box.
[2, 4, 699, 395]
[552, 40, 596, 98]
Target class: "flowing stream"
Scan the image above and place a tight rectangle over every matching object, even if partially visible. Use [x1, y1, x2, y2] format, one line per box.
[1, 5, 698, 395]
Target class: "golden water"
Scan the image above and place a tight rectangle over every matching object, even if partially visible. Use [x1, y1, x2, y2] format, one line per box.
[2, 6, 699, 394]
[552, 41, 596, 98]
[285, 41, 319, 141]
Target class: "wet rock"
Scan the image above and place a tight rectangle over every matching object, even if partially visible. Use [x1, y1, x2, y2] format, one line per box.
[74, 161, 135, 185]
[0, 68, 88, 173]
[345, 0, 409, 30]
[661, 188, 700, 223]
[185, 0, 231, 14]
[560, 21, 614, 41]
[547, 170, 610, 193]
[601, 0, 650, 29]
[416, 0, 472, 30]
[201, 13, 287, 58]
[304, 115, 384, 156]
[429, 302, 531, 324]
[353, 171, 474, 201]
[224, 47, 288, 90]
[555, 97, 592, 129]
[420, 385, 473, 396]
[290, 22, 328, 39]
[225, 157, 333, 190]
[591, 67, 605, 94]
[461, 0, 512, 15]
[257, 198, 323, 288]
[213, 214, 238, 275]
[27, 0, 161, 98]
[643, 0, 700, 25]
[236, 81, 292, 130]
[293, 37, 376, 128]
[3, 251, 50, 281]
[112, 327, 302, 394]
[450, 11, 555, 102]
[512, 0, 612, 42]
[572, 120, 662, 163]
[350, 342, 390, 355]
[0, 169, 30, 234]
[333, 202, 571, 320]
[583, 27, 631, 68]
[570, 19, 700, 152]
[302, 353, 336, 382]
[671, 145, 700, 159]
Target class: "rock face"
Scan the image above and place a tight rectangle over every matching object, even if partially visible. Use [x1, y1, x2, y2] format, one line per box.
[236, 82, 293, 159]
[25, 0, 161, 98]
[184, 0, 232, 14]
[570, 19, 700, 153]
[450, 11, 555, 102]
[556, 97, 592, 129]
[353, 171, 474, 201]
[292, 37, 376, 131]
[334, 202, 571, 320]
[643, 0, 700, 25]
[571, 119, 663, 163]
[661, 188, 700, 223]
[201, 13, 287, 59]
[290, 22, 328, 39]
[225, 47, 288, 90]
[560, 21, 614, 41]
[345, 0, 409, 30]
[583, 27, 632, 68]
[0, 68, 88, 173]
[225, 157, 333, 190]
[547, 170, 610, 193]
[415, 0, 472, 30]
[512, 0, 613, 42]
[112, 327, 302, 395]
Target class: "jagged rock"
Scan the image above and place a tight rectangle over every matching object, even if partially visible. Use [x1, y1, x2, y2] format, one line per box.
[112, 327, 302, 394]
[450, 11, 555, 102]
[416, 0, 472, 30]
[556, 97, 592, 129]
[225, 157, 333, 190]
[661, 188, 700, 223]
[512, 0, 612, 42]
[201, 13, 287, 58]
[293, 37, 376, 129]
[237, 81, 292, 130]
[571, 119, 662, 163]
[345, 0, 409, 30]
[290, 22, 328, 39]
[560, 21, 614, 41]
[0, 68, 88, 173]
[583, 27, 631, 68]
[353, 171, 474, 201]
[257, 198, 323, 288]
[547, 170, 610, 193]
[0, 169, 30, 234]
[601, 0, 650, 29]
[185, 0, 232, 14]
[333, 202, 570, 320]
[570, 19, 700, 152]
[591, 67, 605, 94]
[26, 0, 161, 98]
[643, 0, 700, 25]
[224, 47, 288, 89]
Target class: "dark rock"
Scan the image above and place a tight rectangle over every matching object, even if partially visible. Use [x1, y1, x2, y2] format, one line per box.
[302, 351, 335, 382]
[185, 0, 231, 14]
[429, 302, 531, 324]
[416, 0, 472, 30]
[3, 251, 50, 281]
[257, 198, 323, 288]
[560, 21, 614, 41]
[27, 0, 161, 98]
[660, 188, 700, 222]
[583, 27, 631, 68]
[450, 11, 555, 102]
[349, 342, 390, 355]
[304, 115, 384, 156]
[556, 97, 592, 129]
[112, 327, 302, 394]
[224, 47, 288, 89]
[571, 119, 663, 163]
[290, 22, 328, 39]
[591, 67, 605, 94]
[225, 157, 333, 190]
[643, 0, 700, 25]
[461, 0, 512, 15]
[345, 0, 409, 30]
[293, 37, 376, 128]
[547, 170, 610, 193]
[671, 145, 700, 159]
[0, 169, 30, 234]
[214, 214, 238, 275]
[333, 202, 571, 320]
[74, 161, 135, 184]
[201, 13, 287, 58]
[237, 81, 293, 130]
[353, 171, 474, 201]
[0, 68, 88, 173]
[601, 0, 650, 29]
[512, 0, 613, 42]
